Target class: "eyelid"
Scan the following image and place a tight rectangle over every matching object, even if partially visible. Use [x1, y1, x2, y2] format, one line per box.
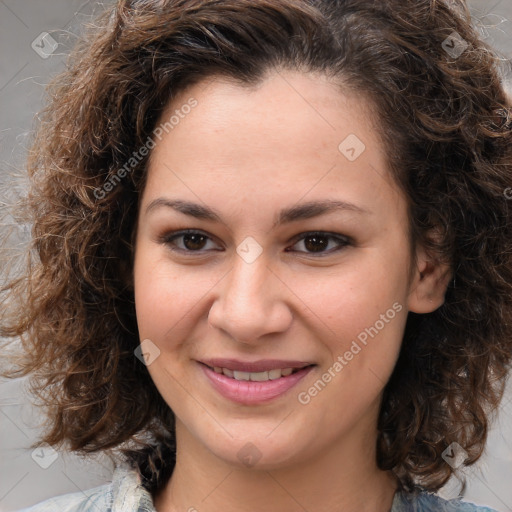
[158, 229, 224, 252]
[286, 231, 351, 256]
[288, 230, 350, 245]
[159, 229, 351, 256]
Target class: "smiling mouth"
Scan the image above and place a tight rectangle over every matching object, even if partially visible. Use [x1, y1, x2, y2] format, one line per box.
[203, 364, 313, 382]
[199, 362, 316, 404]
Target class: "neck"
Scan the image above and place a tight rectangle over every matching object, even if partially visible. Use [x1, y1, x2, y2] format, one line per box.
[154, 422, 398, 512]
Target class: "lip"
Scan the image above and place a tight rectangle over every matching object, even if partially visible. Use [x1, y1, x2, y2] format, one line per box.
[199, 361, 315, 405]
[199, 358, 314, 373]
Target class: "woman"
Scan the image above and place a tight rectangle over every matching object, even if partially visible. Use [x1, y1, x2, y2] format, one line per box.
[2, 0, 511, 510]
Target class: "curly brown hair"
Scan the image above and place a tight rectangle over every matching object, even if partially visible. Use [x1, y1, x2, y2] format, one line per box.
[2, 0, 512, 497]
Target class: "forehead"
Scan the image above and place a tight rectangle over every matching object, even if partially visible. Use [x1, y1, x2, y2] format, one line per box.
[156, 71, 378, 156]
[143, 70, 404, 223]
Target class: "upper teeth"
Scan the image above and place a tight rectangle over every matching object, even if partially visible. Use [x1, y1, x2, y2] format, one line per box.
[212, 367, 295, 381]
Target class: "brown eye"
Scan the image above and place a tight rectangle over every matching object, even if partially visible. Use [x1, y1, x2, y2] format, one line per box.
[303, 235, 329, 252]
[288, 232, 350, 256]
[182, 233, 208, 251]
[160, 230, 221, 253]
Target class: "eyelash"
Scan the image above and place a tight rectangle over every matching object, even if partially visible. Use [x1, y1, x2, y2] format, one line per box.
[159, 229, 351, 257]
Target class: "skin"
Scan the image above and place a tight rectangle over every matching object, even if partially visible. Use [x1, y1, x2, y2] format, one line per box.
[133, 70, 451, 512]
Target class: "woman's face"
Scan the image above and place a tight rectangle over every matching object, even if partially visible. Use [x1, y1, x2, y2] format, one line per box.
[133, 71, 444, 470]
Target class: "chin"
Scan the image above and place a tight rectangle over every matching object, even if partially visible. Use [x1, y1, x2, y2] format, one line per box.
[202, 430, 311, 472]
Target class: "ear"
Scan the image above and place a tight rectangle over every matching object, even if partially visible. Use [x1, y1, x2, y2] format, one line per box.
[407, 243, 452, 314]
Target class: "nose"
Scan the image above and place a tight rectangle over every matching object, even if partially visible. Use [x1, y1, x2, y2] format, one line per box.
[207, 255, 293, 345]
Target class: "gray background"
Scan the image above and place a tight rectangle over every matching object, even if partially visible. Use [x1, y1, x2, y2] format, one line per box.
[1, 1, 512, 511]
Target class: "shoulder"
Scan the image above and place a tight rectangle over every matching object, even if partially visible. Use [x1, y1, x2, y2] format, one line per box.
[16, 483, 112, 512]
[16, 464, 155, 512]
[392, 490, 499, 512]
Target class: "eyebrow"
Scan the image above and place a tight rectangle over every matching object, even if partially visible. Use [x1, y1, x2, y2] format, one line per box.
[145, 198, 370, 228]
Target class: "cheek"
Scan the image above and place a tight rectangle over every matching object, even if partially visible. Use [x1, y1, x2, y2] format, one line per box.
[285, 253, 409, 393]
[133, 250, 218, 343]
[294, 260, 406, 334]
[292, 266, 408, 422]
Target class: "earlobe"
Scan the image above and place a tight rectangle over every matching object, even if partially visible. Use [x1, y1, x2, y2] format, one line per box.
[407, 246, 452, 314]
